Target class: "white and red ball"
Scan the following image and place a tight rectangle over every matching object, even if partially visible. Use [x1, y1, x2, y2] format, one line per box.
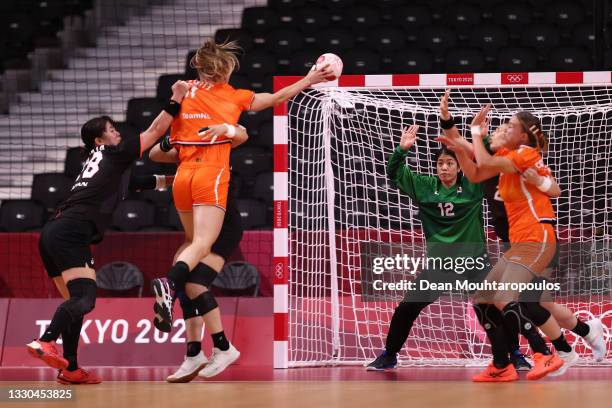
[310, 53, 343, 81]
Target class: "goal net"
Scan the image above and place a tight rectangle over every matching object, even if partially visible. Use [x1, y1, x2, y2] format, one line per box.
[276, 73, 612, 367]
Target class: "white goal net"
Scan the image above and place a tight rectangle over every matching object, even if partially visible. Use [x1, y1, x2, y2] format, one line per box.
[284, 81, 612, 367]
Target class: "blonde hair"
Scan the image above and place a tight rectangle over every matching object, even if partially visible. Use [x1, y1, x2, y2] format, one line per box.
[190, 39, 240, 84]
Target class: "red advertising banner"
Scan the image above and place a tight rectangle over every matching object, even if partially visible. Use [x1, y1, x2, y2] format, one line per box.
[2, 298, 242, 367]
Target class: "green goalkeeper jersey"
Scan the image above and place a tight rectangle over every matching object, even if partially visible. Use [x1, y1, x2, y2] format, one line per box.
[387, 146, 487, 260]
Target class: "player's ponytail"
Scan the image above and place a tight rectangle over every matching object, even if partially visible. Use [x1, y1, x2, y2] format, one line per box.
[190, 39, 241, 84]
[516, 111, 548, 152]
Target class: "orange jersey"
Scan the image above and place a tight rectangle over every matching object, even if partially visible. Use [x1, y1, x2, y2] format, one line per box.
[495, 146, 556, 243]
[170, 81, 254, 164]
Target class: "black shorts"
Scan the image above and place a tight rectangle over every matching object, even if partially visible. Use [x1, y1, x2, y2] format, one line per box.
[211, 192, 243, 260]
[39, 216, 96, 278]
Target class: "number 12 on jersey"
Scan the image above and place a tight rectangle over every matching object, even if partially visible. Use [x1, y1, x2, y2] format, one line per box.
[438, 202, 455, 217]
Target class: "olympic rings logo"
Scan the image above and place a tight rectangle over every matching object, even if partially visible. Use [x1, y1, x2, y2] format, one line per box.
[505, 74, 525, 83]
[275, 261, 285, 280]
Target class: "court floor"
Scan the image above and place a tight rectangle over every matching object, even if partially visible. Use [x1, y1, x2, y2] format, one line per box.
[1, 366, 612, 408]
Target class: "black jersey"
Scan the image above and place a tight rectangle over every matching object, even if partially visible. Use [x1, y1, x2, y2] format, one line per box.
[56, 136, 141, 239]
[482, 136, 509, 243]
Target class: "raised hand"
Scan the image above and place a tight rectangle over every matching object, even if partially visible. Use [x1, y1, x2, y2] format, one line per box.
[439, 89, 451, 120]
[400, 124, 419, 151]
[305, 63, 335, 86]
[470, 104, 492, 139]
[171, 80, 190, 102]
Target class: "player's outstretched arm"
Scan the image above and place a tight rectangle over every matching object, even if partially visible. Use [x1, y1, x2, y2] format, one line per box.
[249, 64, 335, 112]
[140, 80, 190, 152]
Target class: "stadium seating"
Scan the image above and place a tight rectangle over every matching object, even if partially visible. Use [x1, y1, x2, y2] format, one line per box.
[126, 98, 163, 131]
[0, 199, 46, 232]
[236, 198, 268, 229]
[111, 199, 156, 232]
[31, 173, 73, 213]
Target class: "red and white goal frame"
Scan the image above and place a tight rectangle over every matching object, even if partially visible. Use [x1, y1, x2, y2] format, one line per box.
[272, 71, 612, 369]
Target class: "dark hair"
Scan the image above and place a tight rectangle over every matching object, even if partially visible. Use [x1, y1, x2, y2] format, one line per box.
[81, 116, 115, 152]
[515, 111, 548, 151]
[434, 146, 458, 163]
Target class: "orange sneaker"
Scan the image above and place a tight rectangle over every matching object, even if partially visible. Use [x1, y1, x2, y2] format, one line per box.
[57, 368, 102, 385]
[472, 362, 519, 382]
[526, 352, 564, 380]
[26, 339, 68, 370]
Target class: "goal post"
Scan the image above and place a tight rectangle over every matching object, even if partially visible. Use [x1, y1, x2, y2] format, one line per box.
[273, 71, 612, 369]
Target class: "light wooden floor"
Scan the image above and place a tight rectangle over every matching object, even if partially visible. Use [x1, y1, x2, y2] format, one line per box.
[2, 380, 612, 408]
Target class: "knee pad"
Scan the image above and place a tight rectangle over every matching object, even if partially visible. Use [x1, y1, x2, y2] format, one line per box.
[180, 297, 201, 320]
[520, 302, 551, 327]
[518, 276, 546, 303]
[191, 291, 218, 316]
[473, 303, 503, 330]
[187, 263, 218, 288]
[168, 261, 190, 291]
[61, 278, 97, 319]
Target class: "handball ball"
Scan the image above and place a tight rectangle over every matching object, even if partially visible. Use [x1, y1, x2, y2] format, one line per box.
[311, 53, 343, 81]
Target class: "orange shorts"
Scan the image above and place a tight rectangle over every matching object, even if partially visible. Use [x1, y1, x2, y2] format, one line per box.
[173, 162, 229, 212]
[503, 223, 558, 275]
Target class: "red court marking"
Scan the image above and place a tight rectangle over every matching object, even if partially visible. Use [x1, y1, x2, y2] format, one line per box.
[1, 366, 611, 382]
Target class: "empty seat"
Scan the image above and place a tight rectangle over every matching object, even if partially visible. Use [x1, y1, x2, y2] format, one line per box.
[492, 3, 532, 29]
[96, 261, 144, 297]
[242, 7, 280, 35]
[214, 28, 254, 51]
[185, 49, 197, 79]
[264, 28, 304, 55]
[445, 48, 485, 73]
[496, 47, 538, 72]
[64, 147, 86, 178]
[130, 154, 169, 176]
[212, 261, 260, 297]
[342, 50, 381, 75]
[240, 110, 272, 134]
[256, 121, 273, 149]
[236, 198, 267, 229]
[126, 98, 162, 131]
[268, 0, 307, 10]
[469, 25, 509, 55]
[231, 147, 273, 176]
[4, 14, 34, 42]
[391, 49, 434, 73]
[392, 5, 432, 31]
[366, 27, 406, 54]
[521, 25, 560, 50]
[114, 121, 138, 142]
[548, 46, 591, 71]
[31, 173, 73, 212]
[253, 172, 273, 205]
[133, 188, 173, 208]
[572, 23, 595, 50]
[156, 73, 185, 102]
[314, 28, 355, 54]
[288, 50, 322, 74]
[111, 199, 155, 231]
[417, 26, 458, 55]
[343, 6, 381, 32]
[544, 2, 584, 28]
[444, 3, 482, 31]
[239, 75, 272, 93]
[240, 50, 277, 77]
[293, 7, 331, 33]
[0, 199, 46, 232]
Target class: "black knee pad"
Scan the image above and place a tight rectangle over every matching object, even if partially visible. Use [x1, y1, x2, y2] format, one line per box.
[60, 278, 97, 319]
[191, 291, 218, 316]
[168, 261, 190, 291]
[180, 297, 201, 320]
[520, 302, 551, 327]
[518, 276, 546, 302]
[187, 263, 218, 288]
[474, 303, 503, 330]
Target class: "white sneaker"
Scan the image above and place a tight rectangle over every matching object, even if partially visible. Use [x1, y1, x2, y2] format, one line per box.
[549, 350, 579, 377]
[166, 351, 208, 383]
[198, 344, 240, 378]
[584, 319, 607, 362]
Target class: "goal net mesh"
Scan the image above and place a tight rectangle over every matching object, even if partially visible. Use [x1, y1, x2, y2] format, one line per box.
[285, 84, 612, 367]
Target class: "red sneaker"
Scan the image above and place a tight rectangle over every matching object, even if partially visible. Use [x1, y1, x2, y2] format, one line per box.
[57, 368, 102, 385]
[26, 339, 68, 370]
[472, 362, 519, 382]
[526, 352, 564, 381]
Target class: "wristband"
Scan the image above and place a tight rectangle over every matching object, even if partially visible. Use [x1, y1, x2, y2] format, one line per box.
[224, 123, 236, 137]
[163, 100, 181, 117]
[159, 135, 172, 152]
[536, 176, 552, 192]
[439, 116, 455, 130]
[470, 125, 482, 138]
